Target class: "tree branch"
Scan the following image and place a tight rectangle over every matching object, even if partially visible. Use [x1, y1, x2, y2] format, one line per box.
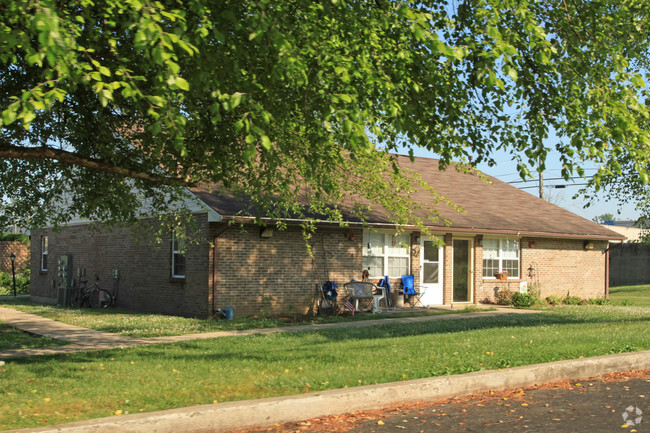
[0, 145, 196, 187]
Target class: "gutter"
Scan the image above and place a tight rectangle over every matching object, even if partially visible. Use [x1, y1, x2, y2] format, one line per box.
[220, 215, 626, 242]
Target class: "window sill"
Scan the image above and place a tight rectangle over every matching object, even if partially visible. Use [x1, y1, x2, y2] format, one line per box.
[484, 278, 523, 282]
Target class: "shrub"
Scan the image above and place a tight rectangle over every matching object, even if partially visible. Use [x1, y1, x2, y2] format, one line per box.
[563, 295, 582, 305]
[495, 287, 514, 305]
[546, 295, 562, 306]
[588, 297, 609, 305]
[511, 292, 535, 308]
[528, 284, 541, 302]
[0, 268, 30, 295]
[0, 233, 29, 243]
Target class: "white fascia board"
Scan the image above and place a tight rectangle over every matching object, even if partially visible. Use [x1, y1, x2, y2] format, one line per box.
[42, 187, 221, 229]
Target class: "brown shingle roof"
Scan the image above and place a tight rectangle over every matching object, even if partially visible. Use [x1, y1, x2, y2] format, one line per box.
[190, 155, 624, 240]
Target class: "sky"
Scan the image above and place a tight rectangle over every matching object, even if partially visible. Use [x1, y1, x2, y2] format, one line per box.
[403, 146, 639, 224]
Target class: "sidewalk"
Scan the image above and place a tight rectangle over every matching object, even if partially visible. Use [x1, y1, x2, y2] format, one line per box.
[0, 305, 534, 359]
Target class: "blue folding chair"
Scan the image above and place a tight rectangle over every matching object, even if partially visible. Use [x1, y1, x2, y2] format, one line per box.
[401, 275, 424, 307]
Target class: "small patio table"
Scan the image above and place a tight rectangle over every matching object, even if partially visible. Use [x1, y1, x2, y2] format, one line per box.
[343, 281, 388, 313]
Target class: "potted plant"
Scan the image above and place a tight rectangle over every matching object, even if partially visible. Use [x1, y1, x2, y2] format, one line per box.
[495, 270, 509, 280]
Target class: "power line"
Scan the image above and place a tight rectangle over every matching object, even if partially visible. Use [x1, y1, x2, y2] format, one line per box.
[508, 176, 594, 185]
[518, 183, 590, 190]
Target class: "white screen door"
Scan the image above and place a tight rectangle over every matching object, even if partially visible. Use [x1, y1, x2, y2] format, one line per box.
[420, 237, 443, 305]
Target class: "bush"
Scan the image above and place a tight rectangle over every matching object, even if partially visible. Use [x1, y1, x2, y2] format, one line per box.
[588, 297, 609, 305]
[528, 284, 541, 302]
[0, 233, 29, 243]
[495, 287, 514, 305]
[0, 268, 30, 295]
[546, 295, 562, 306]
[511, 292, 535, 308]
[563, 295, 582, 305]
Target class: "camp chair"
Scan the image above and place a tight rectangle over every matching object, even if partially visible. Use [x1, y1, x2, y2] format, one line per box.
[377, 276, 392, 308]
[401, 275, 425, 307]
[320, 281, 339, 314]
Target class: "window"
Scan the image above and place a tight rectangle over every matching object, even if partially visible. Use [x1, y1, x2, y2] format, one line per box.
[40, 236, 48, 271]
[171, 231, 186, 278]
[483, 238, 520, 278]
[422, 239, 441, 284]
[362, 230, 410, 278]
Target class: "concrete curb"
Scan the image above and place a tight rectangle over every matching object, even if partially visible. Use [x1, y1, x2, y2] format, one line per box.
[10, 349, 650, 433]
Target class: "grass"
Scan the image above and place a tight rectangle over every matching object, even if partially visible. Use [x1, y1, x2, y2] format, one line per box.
[0, 297, 489, 338]
[1, 304, 649, 430]
[0, 321, 68, 351]
[609, 284, 650, 307]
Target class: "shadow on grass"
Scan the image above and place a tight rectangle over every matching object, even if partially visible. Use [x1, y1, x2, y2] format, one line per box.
[7, 307, 650, 368]
[610, 285, 650, 295]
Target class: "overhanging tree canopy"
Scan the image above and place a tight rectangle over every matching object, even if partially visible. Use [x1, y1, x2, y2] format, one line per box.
[1, 0, 649, 232]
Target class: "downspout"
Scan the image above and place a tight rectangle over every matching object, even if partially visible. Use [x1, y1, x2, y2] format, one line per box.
[604, 247, 609, 299]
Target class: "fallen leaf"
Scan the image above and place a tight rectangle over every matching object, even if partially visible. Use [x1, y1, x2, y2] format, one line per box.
[377, 420, 384, 425]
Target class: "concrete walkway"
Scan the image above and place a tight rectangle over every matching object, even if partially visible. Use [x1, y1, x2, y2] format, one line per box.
[0, 305, 534, 359]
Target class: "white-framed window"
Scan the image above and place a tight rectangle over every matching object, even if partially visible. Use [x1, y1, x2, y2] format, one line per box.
[483, 238, 520, 278]
[362, 230, 410, 278]
[40, 236, 48, 271]
[171, 231, 186, 278]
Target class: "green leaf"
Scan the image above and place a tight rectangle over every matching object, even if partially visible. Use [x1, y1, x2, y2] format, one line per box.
[147, 95, 166, 107]
[175, 77, 190, 91]
[260, 135, 272, 150]
[2, 109, 17, 125]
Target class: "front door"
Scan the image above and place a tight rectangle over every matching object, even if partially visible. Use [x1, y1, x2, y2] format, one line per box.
[453, 239, 472, 302]
[420, 237, 443, 305]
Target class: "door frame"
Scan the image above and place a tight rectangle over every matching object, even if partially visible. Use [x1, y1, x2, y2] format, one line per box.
[452, 237, 474, 303]
[419, 236, 444, 305]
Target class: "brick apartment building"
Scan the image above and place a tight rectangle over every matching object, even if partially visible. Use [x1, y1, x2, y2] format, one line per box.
[30, 156, 624, 318]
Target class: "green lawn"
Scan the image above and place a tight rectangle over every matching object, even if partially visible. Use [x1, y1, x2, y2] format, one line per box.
[0, 321, 68, 351]
[609, 284, 650, 307]
[2, 305, 649, 430]
[0, 298, 487, 337]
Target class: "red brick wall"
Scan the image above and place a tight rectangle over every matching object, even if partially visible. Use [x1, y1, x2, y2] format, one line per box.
[211, 224, 362, 317]
[474, 237, 609, 303]
[0, 241, 30, 273]
[30, 214, 212, 318]
[29, 216, 611, 317]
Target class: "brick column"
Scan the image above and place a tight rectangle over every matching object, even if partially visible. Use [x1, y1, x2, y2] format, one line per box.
[473, 235, 483, 304]
[443, 233, 453, 305]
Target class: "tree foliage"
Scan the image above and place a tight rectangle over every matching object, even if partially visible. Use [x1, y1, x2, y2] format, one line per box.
[592, 213, 616, 224]
[1, 0, 649, 232]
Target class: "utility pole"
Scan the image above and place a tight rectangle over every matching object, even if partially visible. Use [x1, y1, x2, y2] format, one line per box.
[538, 170, 544, 199]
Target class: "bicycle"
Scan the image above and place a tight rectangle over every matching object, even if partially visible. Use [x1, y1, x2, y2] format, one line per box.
[72, 275, 113, 309]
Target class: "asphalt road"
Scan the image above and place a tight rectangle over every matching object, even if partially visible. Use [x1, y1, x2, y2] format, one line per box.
[245, 371, 649, 433]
